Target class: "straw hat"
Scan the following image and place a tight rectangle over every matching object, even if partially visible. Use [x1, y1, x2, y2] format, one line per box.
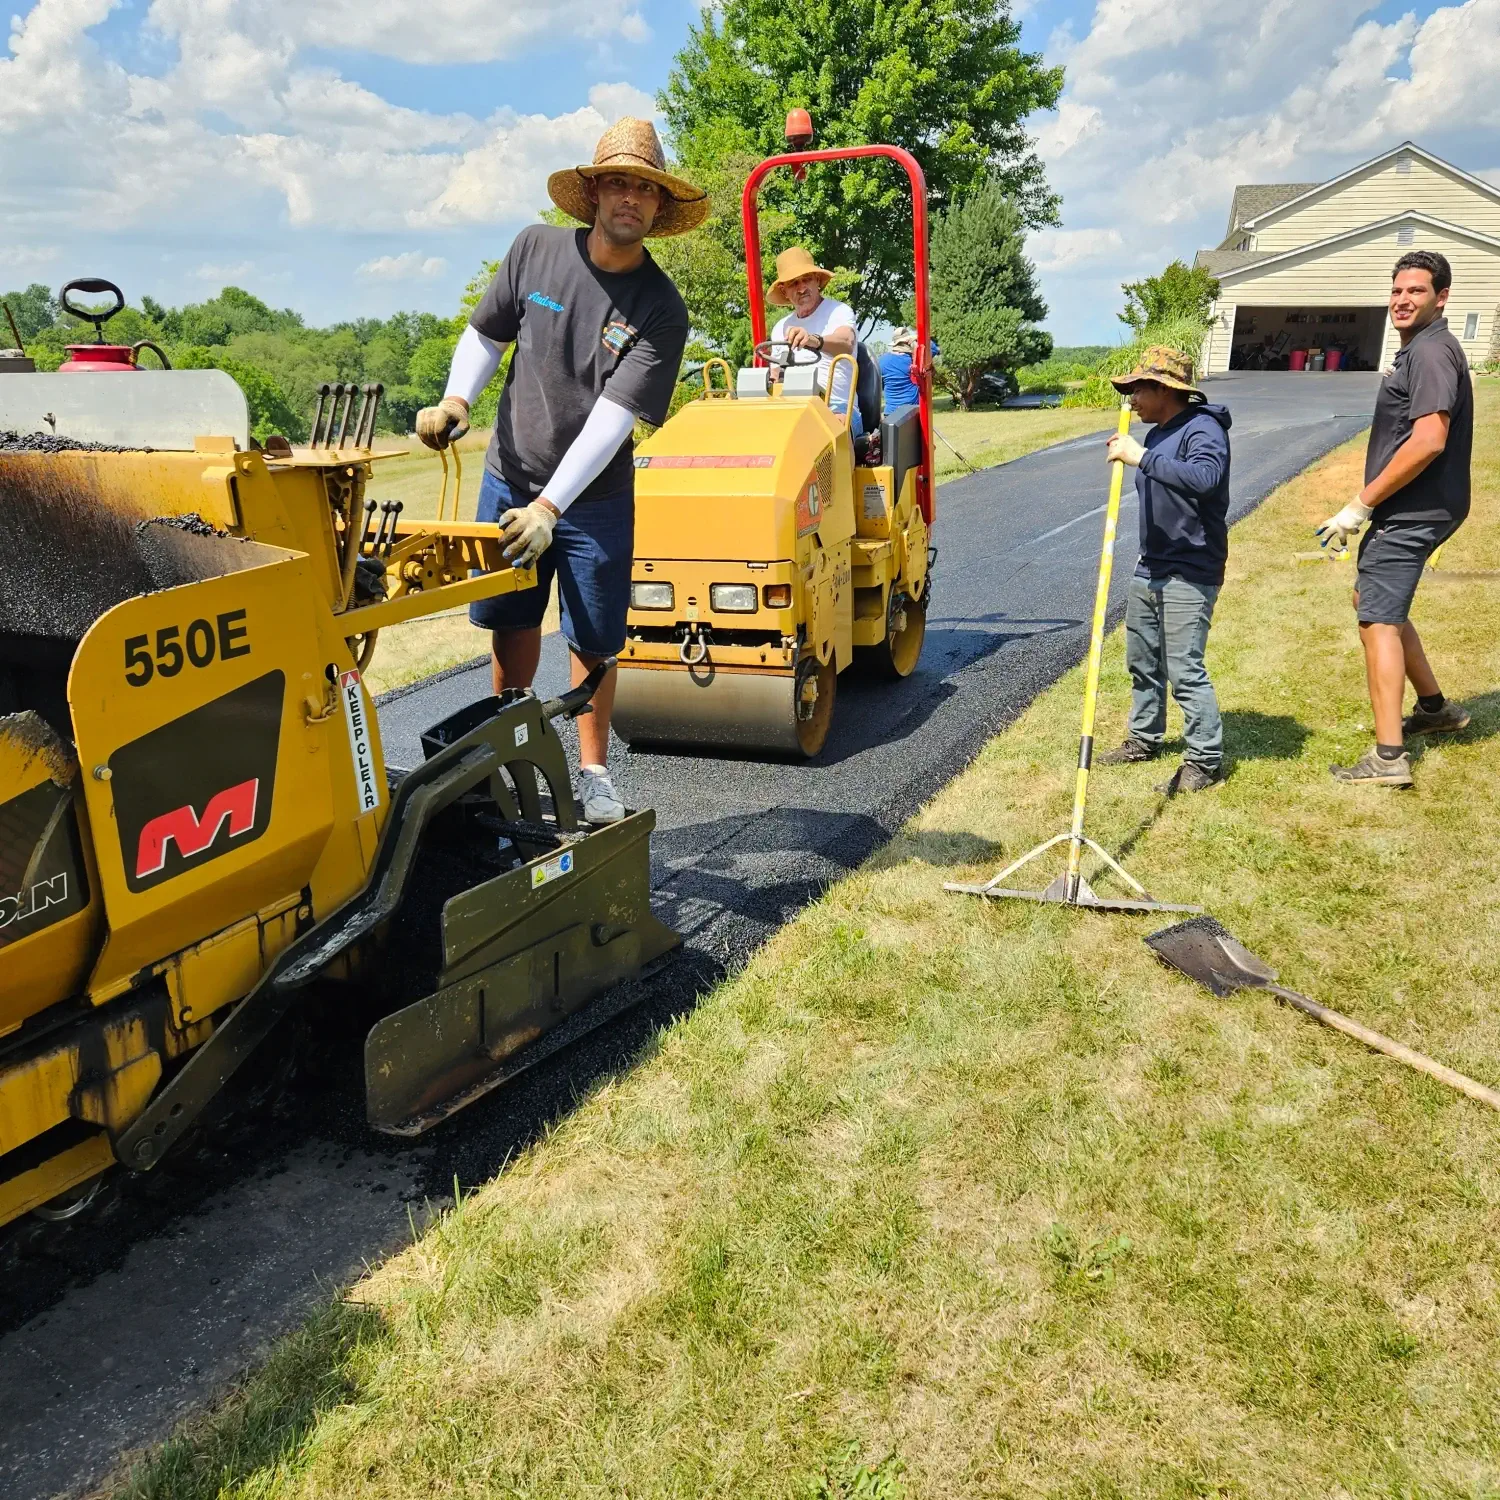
[1110, 344, 1206, 402]
[547, 118, 708, 239]
[768, 246, 834, 306]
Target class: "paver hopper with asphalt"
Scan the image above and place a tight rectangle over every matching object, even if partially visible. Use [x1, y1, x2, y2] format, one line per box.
[612, 122, 936, 757]
[0, 304, 676, 1233]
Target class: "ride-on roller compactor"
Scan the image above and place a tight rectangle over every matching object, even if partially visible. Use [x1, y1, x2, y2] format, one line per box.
[612, 125, 935, 758]
[0, 290, 675, 1231]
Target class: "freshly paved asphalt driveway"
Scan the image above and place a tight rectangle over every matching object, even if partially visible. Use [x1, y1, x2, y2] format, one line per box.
[0, 371, 1376, 1499]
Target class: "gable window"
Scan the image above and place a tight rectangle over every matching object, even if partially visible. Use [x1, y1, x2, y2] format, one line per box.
[1396, 224, 1416, 245]
[1464, 312, 1480, 340]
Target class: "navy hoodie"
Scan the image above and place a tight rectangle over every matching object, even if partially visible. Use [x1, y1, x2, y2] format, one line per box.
[1133, 402, 1232, 586]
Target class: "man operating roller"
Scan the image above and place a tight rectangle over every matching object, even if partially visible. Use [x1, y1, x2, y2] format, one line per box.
[416, 119, 705, 823]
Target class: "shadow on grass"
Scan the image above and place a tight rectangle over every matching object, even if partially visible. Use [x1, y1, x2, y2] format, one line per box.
[121, 1299, 385, 1500]
[1222, 709, 1311, 762]
[1449, 689, 1500, 743]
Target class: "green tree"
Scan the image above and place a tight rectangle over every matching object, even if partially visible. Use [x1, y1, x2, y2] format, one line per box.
[1, 283, 57, 343]
[660, 0, 1062, 328]
[1119, 260, 1221, 332]
[173, 346, 305, 442]
[922, 177, 1050, 409]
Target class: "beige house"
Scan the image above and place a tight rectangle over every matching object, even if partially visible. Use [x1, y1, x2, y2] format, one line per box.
[1195, 142, 1500, 375]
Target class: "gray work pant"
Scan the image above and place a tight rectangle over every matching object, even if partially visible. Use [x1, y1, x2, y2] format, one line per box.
[1124, 573, 1223, 770]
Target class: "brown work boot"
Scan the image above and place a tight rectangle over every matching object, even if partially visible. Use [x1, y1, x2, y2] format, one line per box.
[1098, 737, 1159, 765]
[1330, 747, 1413, 787]
[1156, 760, 1224, 795]
[1402, 700, 1470, 737]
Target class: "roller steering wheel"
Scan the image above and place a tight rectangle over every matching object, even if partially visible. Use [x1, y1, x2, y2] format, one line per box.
[754, 339, 821, 369]
[60, 278, 126, 345]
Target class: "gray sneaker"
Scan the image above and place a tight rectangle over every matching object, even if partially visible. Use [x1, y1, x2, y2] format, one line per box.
[1330, 747, 1413, 787]
[1402, 700, 1470, 737]
[579, 765, 626, 825]
[1098, 737, 1160, 765]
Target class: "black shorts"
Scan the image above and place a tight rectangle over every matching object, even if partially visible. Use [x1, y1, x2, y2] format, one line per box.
[1355, 516, 1461, 625]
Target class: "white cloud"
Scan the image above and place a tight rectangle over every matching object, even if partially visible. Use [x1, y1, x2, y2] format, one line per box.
[1029, 0, 1500, 339]
[0, 0, 667, 268]
[194, 262, 256, 281]
[358, 251, 448, 280]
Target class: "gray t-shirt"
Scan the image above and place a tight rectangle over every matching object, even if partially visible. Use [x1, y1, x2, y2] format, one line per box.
[470, 225, 689, 502]
[1365, 316, 1472, 524]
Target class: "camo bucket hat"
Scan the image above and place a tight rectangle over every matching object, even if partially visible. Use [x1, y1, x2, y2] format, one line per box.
[1110, 345, 1206, 402]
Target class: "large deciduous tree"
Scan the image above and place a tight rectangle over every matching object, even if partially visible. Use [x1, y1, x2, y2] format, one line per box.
[660, 0, 1062, 332]
[925, 178, 1050, 410]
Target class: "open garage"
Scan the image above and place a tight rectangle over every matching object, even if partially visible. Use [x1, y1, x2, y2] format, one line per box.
[1196, 143, 1500, 376]
[1227, 304, 1386, 371]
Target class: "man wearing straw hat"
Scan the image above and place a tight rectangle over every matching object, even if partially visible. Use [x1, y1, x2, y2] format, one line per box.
[1097, 345, 1234, 794]
[415, 119, 705, 824]
[767, 246, 863, 435]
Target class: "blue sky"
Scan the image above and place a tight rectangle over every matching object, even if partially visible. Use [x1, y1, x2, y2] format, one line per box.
[2, 0, 1496, 344]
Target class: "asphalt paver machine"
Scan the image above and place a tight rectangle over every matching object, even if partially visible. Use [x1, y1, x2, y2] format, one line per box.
[0, 297, 675, 1231]
[612, 120, 936, 757]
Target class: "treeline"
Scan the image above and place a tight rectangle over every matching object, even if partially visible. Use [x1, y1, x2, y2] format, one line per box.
[1, 278, 497, 443]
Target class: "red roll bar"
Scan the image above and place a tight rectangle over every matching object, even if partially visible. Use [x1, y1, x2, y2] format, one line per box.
[741, 145, 934, 526]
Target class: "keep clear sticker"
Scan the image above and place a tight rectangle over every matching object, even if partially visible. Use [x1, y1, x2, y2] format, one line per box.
[339, 669, 382, 815]
[531, 849, 574, 889]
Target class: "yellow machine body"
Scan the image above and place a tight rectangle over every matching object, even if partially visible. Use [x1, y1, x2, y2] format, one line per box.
[1, 412, 673, 1231]
[613, 380, 929, 756]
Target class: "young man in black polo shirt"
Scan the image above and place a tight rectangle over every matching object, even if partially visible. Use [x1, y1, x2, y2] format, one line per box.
[1318, 250, 1474, 787]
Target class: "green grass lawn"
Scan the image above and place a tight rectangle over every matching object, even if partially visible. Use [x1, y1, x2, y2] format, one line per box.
[359, 406, 1118, 695]
[121, 388, 1500, 1497]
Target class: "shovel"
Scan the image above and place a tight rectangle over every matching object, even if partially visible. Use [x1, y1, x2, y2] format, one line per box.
[1146, 916, 1500, 1113]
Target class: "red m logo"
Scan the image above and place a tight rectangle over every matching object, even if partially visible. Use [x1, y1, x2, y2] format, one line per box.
[135, 778, 259, 879]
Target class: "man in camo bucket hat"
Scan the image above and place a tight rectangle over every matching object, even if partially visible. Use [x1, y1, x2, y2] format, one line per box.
[1097, 345, 1235, 794]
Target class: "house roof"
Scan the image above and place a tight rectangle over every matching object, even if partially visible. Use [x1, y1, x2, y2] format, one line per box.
[1221, 184, 1318, 245]
[1212, 210, 1500, 284]
[1196, 249, 1275, 275]
[1239, 141, 1500, 234]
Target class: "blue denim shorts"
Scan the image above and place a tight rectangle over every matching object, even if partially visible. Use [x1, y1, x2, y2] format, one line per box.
[468, 469, 634, 657]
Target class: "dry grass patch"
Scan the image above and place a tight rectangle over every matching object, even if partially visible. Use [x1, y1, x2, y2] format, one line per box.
[123, 388, 1500, 1499]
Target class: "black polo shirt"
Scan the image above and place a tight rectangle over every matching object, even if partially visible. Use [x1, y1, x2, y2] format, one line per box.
[1365, 316, 1473, 523]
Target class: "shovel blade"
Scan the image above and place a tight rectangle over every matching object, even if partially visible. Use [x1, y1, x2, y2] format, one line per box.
[1144, 915, 1279, 997]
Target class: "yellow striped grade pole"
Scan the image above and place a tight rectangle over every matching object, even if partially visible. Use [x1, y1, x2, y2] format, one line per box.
[1065, 398, 1134, 900]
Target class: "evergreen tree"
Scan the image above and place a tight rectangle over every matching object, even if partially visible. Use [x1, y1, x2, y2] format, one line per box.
[661, 0, 1062, 328]
[924, 178, 1050, 409]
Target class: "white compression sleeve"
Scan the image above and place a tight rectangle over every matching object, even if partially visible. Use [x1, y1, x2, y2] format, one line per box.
[537, 395, 637, 514]
[444, 325, 505, 405]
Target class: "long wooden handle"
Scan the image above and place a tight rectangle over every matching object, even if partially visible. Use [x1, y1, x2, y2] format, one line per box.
[1269, 985, 1500, 1113]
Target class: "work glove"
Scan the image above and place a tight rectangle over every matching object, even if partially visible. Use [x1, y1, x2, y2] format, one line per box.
[499, 501, 557, 569]
[414, 396, 470, 451]
[1314, 496, 1373, 552]
[1106, 431, 1146, 467]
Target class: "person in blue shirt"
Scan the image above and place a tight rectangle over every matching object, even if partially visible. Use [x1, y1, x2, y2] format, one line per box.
[879, 327, 939, 415]
[1096, 345, 1233, 794]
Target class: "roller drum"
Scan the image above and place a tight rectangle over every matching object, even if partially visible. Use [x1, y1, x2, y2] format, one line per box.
[613, 657, 835, 757]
